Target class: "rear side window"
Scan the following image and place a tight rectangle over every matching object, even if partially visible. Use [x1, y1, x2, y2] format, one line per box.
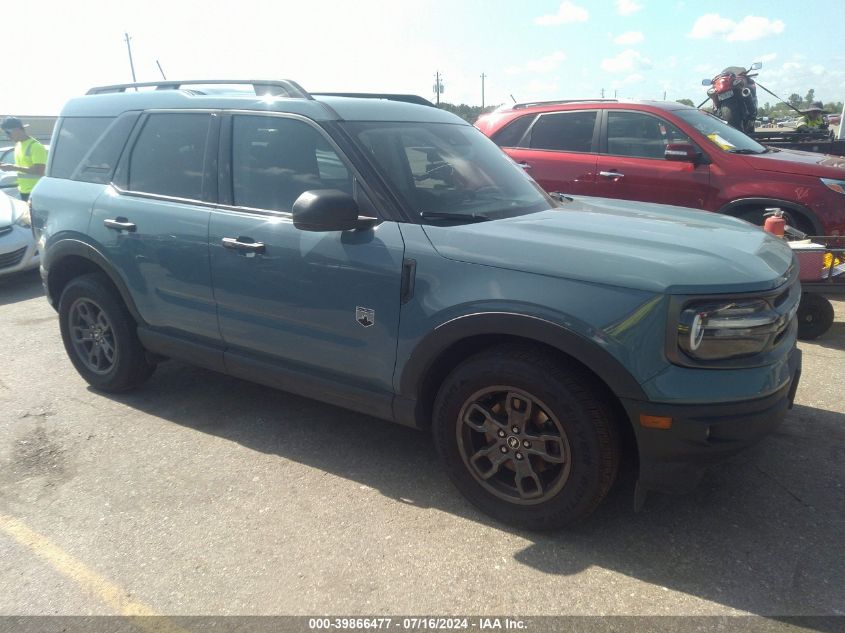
[528, 111, 597, 152]
[231, 115, 351, 212]
[71, 112, 140, 185]
[127, 113, 211, 200]
[50, 117, 114, 179]
[491, 115, 534, 148]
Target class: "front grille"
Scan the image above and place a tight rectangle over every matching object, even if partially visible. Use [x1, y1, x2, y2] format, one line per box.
[0, 246, 27, 269]
[0, 225, 12, 238]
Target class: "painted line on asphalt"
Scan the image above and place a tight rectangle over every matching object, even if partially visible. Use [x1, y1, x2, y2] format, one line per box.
[0, 513, 187, 632]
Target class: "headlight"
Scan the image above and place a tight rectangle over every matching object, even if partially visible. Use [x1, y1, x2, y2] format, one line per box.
[821, 178, 845, 195]
[677, 299, 786, 361]
[14, 204, 32, 228]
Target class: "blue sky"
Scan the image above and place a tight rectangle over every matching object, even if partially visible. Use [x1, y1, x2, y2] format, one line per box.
[3, 0, 845, 114]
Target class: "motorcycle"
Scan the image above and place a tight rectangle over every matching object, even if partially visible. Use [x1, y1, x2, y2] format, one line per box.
[701, 62, 762, 134]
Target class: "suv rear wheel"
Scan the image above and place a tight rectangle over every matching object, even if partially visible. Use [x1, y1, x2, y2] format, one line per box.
[433, 345, 621, 530]
[59, 273, 156, 391]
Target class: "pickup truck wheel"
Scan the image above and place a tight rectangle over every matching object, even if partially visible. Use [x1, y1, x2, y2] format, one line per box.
[59, 273, 155, 392]
[433, 346, 620, 530]
[797, 293, 834, 340]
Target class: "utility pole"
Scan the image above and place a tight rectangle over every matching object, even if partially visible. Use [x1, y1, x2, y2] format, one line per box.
[124, 32, 137, 85]
[481, 73, 486, 109]
[433, 72, 444, 105]
[601, 88, 605, 98]
[663, 90, 667, 101]
[156, 60, 167, 80]
[614, 90, 618, 98]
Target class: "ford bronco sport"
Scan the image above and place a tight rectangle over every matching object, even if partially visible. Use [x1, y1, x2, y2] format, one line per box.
[32, 80, 802, 529]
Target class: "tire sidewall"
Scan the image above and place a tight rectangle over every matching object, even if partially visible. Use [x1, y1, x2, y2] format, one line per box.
[433, 352, 618, 529]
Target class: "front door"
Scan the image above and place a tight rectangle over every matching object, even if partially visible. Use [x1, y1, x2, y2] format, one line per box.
[596, 110, 712, 209]
[209, 113, 405, 398]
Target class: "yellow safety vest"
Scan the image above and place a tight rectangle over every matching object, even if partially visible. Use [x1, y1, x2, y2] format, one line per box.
[14, 137, 48, 195]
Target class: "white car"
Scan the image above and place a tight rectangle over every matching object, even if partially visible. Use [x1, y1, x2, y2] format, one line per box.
[0, 190, 39, 276]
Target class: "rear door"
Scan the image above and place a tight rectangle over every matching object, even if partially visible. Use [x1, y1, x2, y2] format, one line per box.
[595, 110, 711, 208]
[499, 110, 599, 196]
[88, 110, 221, 342]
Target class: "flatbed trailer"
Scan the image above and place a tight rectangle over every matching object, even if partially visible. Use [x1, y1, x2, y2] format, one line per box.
[751, 130, 845, 156]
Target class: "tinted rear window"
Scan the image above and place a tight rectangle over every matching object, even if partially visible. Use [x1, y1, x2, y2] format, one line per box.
[50, 117, 114, 179]
[491, 115, 534, 148]
[528, 111, 597, 152]
[71, 112, 140, 185]
[127, 113, 211, 200]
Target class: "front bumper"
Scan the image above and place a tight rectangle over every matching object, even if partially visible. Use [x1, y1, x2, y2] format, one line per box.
[621, 347, 802, 500]
[0, 225, 39, 276]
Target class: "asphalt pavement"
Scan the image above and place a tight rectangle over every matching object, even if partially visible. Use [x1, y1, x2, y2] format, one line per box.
[1, 269, 843, 625]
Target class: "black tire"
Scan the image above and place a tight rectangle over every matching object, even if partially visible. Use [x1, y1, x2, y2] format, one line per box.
[797, 293, 835, 340]
[58, 273, 155, 391]
[432, 345, 621, 530]
[720, 102, 742, 130]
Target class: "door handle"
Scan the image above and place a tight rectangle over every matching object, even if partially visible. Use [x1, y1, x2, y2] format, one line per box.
[517, 162, 532, 170]
[599, 171, 625, 179]
[221, 237, 266, 254]
[103, 217, 136, 232]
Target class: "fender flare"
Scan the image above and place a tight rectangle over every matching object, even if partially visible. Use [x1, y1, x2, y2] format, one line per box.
[718, 197, 823, 235]
[398, 312, 647, 402]
[44, 238, 145, 324]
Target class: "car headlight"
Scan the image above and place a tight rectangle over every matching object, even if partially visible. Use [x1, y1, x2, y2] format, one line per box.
[821, 178, 845, 195]
[676, 299, 786, 361]
[14, 204, 32, 228]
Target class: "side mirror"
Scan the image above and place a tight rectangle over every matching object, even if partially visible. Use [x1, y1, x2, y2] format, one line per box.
[750, 61, 762, 71]
[292, 189, 379, 232]
[665, 143, 702, 163]
[701, 78, 712, 86]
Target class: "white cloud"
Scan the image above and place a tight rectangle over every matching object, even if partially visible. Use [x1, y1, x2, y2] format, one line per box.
[616, 0, 643, 16]
[760, 53, 777, 62]
[601, 49, 652, 73]
[688, 14, 784, 41]
[621, 73, 644, 85]
[505, 51, 567, 75]
[534, 1, 589, 26]
[614, 31, 644, 45]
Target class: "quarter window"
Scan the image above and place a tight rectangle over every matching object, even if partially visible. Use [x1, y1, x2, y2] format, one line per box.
[232, 115, 351, 212]
[50, 117, 114, 179]
[491, 115, 534, 148]
[606, 111, 694, 159]
[127, 113, 211, 200]
[528, 111, 597, 152]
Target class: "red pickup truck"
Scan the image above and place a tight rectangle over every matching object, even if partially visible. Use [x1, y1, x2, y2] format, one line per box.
[476, 100, 845, 236]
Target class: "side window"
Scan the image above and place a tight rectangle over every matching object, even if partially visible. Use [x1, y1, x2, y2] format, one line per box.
[232, 115, 351, 212]
[528, 111, 597, 152]
[606, 111, 694, 159]
[50, 117, 114, 179]
[127, 113, 211, 200]
[72, 112, 140, 185]
[491, 115, 534, 148]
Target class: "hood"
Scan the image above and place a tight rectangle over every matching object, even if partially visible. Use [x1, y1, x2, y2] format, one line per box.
[742, 147, 845, 178]
[0, 191, 25, 226]
[423, 197, 794, 295]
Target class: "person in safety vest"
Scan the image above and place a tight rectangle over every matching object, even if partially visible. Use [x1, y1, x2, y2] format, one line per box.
[796, 102, 829, 133]
[0, 117, 47, 201]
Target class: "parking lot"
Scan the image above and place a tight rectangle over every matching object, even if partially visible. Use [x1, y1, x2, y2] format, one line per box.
[1, 269, 843, 623]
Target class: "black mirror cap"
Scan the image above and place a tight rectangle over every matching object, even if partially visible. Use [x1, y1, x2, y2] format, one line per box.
[292, 189, 377, 232]
[665, 143, 702, 163]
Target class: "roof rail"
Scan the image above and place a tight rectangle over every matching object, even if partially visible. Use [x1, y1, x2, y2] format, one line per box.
[86, 79, 313, 99]
[512, 99, 619, 109]
[311, 92, 435, 107]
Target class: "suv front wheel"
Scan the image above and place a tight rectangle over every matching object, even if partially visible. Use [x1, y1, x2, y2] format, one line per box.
[433, 345, 621, 530]
[58, 273, 156, 392]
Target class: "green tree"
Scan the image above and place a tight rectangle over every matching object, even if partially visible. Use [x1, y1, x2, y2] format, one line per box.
[788, 93, 802, 108]
[437, 102, 498, 124]
[676, 98, 695, 107]
[804, 89, 815, 106]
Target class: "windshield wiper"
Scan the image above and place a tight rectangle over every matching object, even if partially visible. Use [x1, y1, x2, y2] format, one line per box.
[420, 211, 491, 224]
[728, 148, 764, 154]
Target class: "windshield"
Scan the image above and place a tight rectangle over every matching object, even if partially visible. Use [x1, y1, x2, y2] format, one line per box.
[342, 121, 554, 222]
[674, 109, 767, 154]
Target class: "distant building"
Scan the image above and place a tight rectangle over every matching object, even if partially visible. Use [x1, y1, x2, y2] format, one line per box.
[0, 115, 57, 144]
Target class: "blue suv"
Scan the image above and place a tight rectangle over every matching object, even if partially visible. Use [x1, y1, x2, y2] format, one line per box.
[32, 80, 802, 529]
